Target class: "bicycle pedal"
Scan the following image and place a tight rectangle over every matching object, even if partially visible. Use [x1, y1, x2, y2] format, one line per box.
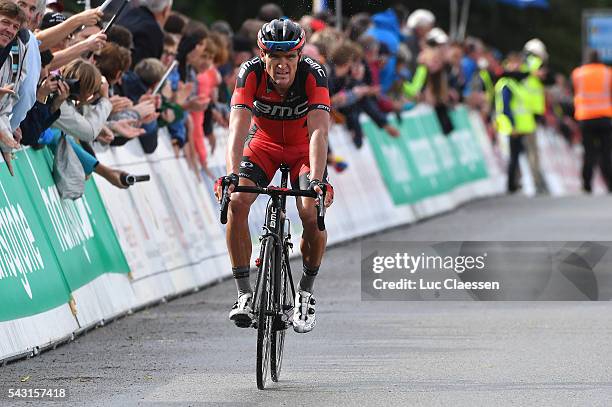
[272, 315, 289, 331]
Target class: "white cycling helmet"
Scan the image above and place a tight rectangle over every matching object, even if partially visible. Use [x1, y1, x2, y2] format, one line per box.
[407, 9, 436, 30]
[426, 27, 448, 46]
[524, 38, 548, 61]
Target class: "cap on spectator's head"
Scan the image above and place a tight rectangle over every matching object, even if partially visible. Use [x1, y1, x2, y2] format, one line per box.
[523, 38, 548, 61]
[41, 11, 66, 30]
[46, 0, 64, 12]
[407, 9, 435, 30]
[425, 27, 448, 46]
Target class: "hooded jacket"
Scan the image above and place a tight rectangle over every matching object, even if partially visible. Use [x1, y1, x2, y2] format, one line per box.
[366, 9, 401, 93]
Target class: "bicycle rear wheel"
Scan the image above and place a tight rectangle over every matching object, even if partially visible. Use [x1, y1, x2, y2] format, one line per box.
[256, 237, 274, 390]
[271, 255, 292, 382]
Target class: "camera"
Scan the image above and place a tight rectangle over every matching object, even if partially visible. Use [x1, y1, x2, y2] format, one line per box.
[120, 173, 151, 187]
[51, 74, 81, 99]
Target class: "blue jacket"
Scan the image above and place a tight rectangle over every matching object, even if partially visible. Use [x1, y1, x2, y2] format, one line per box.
[366, 9, 400, 93]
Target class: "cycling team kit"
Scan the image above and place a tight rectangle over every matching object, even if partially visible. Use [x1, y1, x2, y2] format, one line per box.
[230, 56, 331, 189]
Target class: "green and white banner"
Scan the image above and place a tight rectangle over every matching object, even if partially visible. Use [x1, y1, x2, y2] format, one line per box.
[363, 106, 489, 205]
[0, 148, 129, 322]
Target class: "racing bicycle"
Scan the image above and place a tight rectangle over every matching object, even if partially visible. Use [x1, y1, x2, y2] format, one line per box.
[219, 164, 326, 389]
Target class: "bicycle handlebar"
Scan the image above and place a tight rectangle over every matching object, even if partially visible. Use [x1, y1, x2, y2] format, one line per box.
[219, 184, 326, 231]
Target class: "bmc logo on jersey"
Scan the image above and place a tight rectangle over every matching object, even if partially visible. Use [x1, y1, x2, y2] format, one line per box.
[304, 57, 326, 78]
[254, 100, 309, 119]
[238, 57, 260, 80]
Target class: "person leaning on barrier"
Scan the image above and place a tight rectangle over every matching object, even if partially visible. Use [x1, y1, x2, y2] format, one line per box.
[327, 40, 399, 149]
[494, 52, 537, 193]
[93, 43, 147, 143]
[571, 49, 612, 193]
[52, 58, 114, 144]
[0, 1, 27, 157]
[21, 50, 130, 189]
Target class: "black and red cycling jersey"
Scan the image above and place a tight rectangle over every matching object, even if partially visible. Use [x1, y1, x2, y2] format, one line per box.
[231, 56, 331, 145]
[230, 56, 331, 187]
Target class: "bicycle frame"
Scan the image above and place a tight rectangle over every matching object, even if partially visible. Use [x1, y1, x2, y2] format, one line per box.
[252, 164, 296, 328]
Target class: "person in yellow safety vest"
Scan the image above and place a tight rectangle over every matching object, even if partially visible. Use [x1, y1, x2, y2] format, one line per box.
[495, 52, 537, 193]
[521, 39, 549, 193]
[571, 49, 612, 193]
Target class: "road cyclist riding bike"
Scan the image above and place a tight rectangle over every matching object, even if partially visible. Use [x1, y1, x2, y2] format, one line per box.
[214, 18, 334, 334]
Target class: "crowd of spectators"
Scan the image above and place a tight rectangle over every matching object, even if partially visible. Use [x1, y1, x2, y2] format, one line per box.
[0, 0, 583, 199]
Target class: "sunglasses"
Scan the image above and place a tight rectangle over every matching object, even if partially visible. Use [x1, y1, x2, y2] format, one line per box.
[261, 39, 300, 52]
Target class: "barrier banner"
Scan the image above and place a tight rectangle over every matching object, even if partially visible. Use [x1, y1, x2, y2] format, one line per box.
[18, 148, 130, 292]
[0, 151, 71, 322]
[363, 106, 489, 205]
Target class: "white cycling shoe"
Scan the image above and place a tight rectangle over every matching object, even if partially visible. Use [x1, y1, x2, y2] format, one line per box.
[229, 292, 254, 328]
[292, 290, 316, 333]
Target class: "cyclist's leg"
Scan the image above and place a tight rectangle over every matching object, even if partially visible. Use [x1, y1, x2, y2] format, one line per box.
[288, 155, 326, 332]
[291, 159, 329, 292]
[227, 177, 259, 295]
[228, 137, 279, 294]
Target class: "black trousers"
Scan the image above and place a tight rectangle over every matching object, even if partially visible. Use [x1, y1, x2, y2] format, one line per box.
[580, 118, 612, 192]
[507, 136, 524, 192]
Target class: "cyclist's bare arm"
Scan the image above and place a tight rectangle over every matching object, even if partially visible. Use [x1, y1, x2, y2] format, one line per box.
[227, 108, 252, 174]
[307, 109, 332, 207]
[216, 108, 252, 199]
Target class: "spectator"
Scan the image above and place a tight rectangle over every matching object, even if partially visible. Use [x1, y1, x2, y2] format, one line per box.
[53, 58, 113, 144]
[421, 28, 455, 135]
[45, 0, 62, 13]
[210, 20, 233, 39]
[164, 11, 187, 43]
[117, 0, 173, 67]
[346, 12, 371, 41]
[0, 1, 27, 154]
[328, 41, 398, 148]
[237, 18, 265, 51]
[461, 37, 485, 101]
[365, 8, 403, 93]
[405, 9, 435, 74]
[257, 3, 283, 22]
[106, 25, 134, 50]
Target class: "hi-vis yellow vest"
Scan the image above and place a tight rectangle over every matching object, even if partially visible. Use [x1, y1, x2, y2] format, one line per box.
[495, 77, 537, 136]
[522, 55, 546, 115]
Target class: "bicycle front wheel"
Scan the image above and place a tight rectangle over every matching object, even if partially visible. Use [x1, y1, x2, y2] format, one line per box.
[271, 254, 292, 382]
[256, 237, 274, 390]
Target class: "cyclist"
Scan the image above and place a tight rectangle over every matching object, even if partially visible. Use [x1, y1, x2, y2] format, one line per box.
[214, 18, 333, 333]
